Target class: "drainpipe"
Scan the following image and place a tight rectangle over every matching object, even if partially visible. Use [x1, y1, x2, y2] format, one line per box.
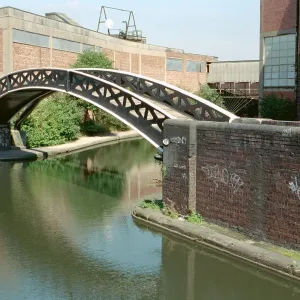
[296, 0, 299, 120]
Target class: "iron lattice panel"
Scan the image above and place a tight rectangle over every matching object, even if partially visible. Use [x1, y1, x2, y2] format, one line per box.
[80, 69, 234, 122]
[0, 69, 176, 148]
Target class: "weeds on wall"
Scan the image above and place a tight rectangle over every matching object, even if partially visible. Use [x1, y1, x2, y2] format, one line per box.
[260, 93, 296, 121]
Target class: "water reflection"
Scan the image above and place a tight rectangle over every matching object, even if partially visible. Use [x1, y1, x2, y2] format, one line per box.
[0, 139, 300, 299]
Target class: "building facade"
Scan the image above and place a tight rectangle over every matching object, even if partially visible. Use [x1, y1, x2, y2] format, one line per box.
[260, 0, 299, 115]
[0, 7, 217, 92]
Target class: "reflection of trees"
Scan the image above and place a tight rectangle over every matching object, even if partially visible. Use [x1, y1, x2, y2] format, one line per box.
[0, 163, 160, 299]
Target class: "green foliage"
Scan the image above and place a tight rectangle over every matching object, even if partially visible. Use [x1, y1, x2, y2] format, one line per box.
[71, 50, 114, 69]
[195, 84, 225, 108]
[139, 199, 163, 210]
[187, 212, 203, 224]
[80, 120, 107, 136]
[72, 50, 129, 131]
[95, 110, 129, 132]
[260, 93, 296, 121]
[162, 205, 179, 219]
[21, 94, 83, 148]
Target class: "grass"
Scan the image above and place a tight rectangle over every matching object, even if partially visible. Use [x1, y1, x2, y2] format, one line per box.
[138, 199, 203, 222]
[186, 212, 203, 224]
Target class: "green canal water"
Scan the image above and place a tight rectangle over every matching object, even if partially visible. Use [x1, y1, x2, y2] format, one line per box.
[0, 139, 299, 300]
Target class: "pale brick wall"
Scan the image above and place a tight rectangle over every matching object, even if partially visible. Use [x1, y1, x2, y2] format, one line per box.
[103, 48, 114, 64]
[166, 52, 215, 92]
[141, 55, 165, 81]
[13, 43, 50, 70]
[115, 51, 130, 72]
[52, 49, 77, 68]
[131, 54, 140, 74]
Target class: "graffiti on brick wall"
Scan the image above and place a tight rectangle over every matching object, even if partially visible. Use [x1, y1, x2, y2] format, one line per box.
[289, 176, 300, 199]
[282, 128, 293, 137]
[201, 164, 244, 193]
[170, 136, 187, 145]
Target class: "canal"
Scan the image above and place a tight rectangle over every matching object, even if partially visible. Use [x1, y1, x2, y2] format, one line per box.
[0, 139, 299, 299]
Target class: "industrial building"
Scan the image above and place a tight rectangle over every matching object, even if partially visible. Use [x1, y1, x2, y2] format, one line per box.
[260, 0, 299, 115]
[0, 7, 216, 93]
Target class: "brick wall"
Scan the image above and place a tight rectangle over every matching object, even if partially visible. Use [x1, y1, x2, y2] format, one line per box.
[263, 90, 295, 100]
[163, 119, 300, 249]
[131, 54, 140, 74]
[13, 43, 50, 70]
[261, 0, 297, 32]
[115, 51, 130, 72]
[52, 49, 77, 68]
[166, 52, 213, 92]
[0, 30, 3, 72]
[141, 55, 165, 81]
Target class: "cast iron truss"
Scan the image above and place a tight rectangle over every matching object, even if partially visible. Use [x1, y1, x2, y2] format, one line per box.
[0, 68, 237, 150]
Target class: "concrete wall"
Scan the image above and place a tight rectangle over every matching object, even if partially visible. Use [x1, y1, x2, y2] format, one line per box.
[0, 7, 217, 92]
[163, 119, 300, 249]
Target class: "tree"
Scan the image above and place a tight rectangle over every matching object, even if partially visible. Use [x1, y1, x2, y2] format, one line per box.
[195, 84, 225, 108]
[71, 50, 114, 69]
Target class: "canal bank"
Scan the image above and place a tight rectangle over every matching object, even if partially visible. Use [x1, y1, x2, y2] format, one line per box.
[0, 131, 140, 162]
[132, 206, 300, 281]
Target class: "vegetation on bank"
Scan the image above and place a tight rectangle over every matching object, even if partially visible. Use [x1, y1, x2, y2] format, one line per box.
[139, 199, 203, 224]
[260, 93, 296, 121]
[17, 50, 129, 148]
[195, 84, 226, 109]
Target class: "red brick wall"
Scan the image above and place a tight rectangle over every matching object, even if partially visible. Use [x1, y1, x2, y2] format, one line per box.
[166, 52, 211, 92]
[141, 55, 165, 81]
[131, 54, 140, 74]
[261, 0, 297, 32]
[103, 48, 114, 62]
[13, 43, 50, 70]
[52, 49, 77, 68]
[263, 89, 295, 100]
[163, 119, 300, 250]
[115, 51, 130, 72]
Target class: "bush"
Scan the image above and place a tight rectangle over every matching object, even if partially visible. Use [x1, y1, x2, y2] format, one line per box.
[80, 120, 107, 136]
[72, 50, 129, 132]
[22, 94, 83, 148]
[195, 84, 225, 108]
[260, 93, 296, 121]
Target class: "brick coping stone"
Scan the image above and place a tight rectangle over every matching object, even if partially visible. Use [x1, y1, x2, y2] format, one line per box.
[132, 207, 300, 281]
[0, 131, 140, 162]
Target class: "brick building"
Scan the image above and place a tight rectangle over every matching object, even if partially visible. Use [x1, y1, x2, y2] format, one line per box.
[0, 7, 217, 92]
[260, 0, 299, 114]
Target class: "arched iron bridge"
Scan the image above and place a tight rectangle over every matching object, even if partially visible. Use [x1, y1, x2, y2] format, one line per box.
[0, 68, 238, 150]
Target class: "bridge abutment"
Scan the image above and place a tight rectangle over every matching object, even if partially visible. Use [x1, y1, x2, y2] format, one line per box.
[0, 124, 11, 150]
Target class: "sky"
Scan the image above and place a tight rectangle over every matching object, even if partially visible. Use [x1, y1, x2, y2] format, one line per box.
[0, 0, 260, 61]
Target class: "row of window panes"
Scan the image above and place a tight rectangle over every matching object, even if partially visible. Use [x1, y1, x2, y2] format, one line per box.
[265, 57, 295, 65]
[265, 34, 296, 45]
[13, 29, 49, 48]
[265, 42, 295, 51]
[265, 64, 295, 73]
[264, 79, 294, 87]
[264, 72, 295, 79]
[265, 49, 295, 58]
[166, 58, 206, 72]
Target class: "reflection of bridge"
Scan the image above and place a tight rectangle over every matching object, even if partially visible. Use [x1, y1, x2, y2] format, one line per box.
[0, 68, 237, 150]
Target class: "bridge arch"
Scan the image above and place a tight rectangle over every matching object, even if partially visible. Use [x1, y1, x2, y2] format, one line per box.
[0, 68, 238, 150]
[0, 69, 183, 150]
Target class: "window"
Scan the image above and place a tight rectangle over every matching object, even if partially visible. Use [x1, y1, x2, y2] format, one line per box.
[264, 34, 296, 87]
[13, 29, 49, 48]
[53, 38, 81, 53]
[186, 61, 205, 73]
[82, 44, 94, 52]
[166, 58, 183, 71]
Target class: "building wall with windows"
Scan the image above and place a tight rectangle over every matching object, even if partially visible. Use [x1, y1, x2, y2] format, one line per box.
[0, 7, 217, 92]
[260, 0, 297, 103]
